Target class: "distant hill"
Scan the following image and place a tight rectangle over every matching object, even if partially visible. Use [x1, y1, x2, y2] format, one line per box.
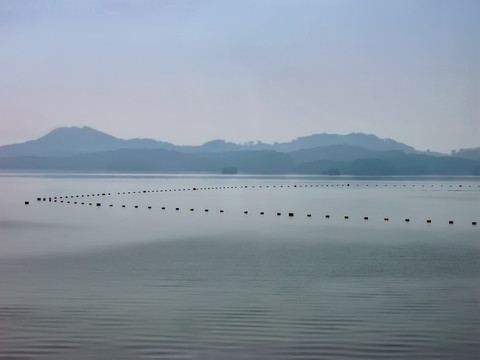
[295, 154, 480, 176]
[451, 148, 480, 160]
[0, 147, 478, 175]
[178, 132, 419, 154]
[0, 148, 294, 174]
[1, 126, 478, 175]
[289, 144, 406, 164]
[0, 126, 423, 157]
[269, 133, 418, 153]
[0, 127, 177, 157]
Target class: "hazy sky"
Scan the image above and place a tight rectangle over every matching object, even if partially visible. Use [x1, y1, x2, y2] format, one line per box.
[1, 0, 478, 152]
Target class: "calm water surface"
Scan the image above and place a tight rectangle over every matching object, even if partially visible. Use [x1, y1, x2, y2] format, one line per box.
[0, 172, 479, 359]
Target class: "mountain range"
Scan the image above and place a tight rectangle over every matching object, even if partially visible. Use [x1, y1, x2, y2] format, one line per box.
[0, 126, 418, 157]
[0, 127, 478, 175]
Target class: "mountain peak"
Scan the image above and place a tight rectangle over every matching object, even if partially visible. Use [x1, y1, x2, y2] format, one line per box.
[43, 126, 114, 138]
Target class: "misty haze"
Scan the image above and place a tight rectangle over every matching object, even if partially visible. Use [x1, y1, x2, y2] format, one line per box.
[0, 1, 479, 360]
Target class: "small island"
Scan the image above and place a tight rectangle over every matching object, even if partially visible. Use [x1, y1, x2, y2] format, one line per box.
[221, 166, 238, 174]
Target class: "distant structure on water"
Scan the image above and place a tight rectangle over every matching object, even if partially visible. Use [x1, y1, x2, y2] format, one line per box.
[222, 166, 238, 174]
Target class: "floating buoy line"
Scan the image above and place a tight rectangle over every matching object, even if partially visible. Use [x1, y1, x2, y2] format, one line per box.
[25, 182, 479, 227]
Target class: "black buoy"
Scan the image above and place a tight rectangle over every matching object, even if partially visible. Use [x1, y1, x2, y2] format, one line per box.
[472, 222, 477, 226]
[325, 215, 330, 219]
[307, 214, 311, 217]
[96, 203, 101, 206]
[122, 205, 125, 208]
[175, 208, 179, 211]
[244, 211, 248, 214]
[364, 216, 369, 220]
[277, 212, 281, 216]
[220, 210, 224, 213]
[384, 217, 389, 221]
[134, 206, 138, 208]
[426, 219, 432, 223]
[260, 212, 264, 215]
[405, 218, 410, 222]
[37, 197, 41, 201]
[289, 213, 294, 217]
[25, 201, 29, 205]
[162, 207, 166, 210]
[344, 216, 349, 219]
[109, 204, 113, 207]
[148, 206, 151, 209]
[205, 209, 209, 212]
[190, 208, 194, 211]
[449, 220, 454, 224]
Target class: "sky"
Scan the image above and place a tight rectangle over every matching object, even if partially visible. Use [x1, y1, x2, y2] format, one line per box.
[0, 0, 478, 153]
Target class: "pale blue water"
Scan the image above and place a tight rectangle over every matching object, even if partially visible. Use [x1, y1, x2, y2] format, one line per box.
[0, 172, 479, 359]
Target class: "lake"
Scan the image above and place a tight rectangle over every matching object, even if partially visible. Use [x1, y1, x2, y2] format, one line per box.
[0, 172, 479, 359]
